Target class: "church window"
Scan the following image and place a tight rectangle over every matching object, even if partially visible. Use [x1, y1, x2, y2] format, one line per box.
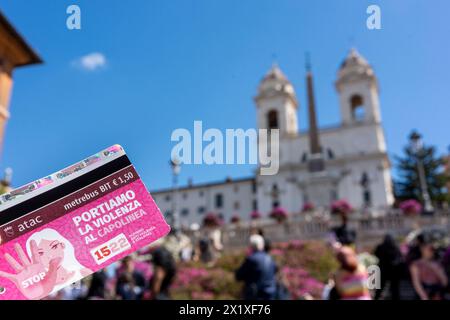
[251, 181, 257, 193]
[303, 193, 309, 204]
[197, 206, 205, 214]
[360, 172, 371, 206]
[301, 152, 308, 163]
[331, 189, 338, 201]
[181, 208, 189, 216]
[215, 193, 223, 208]
[252, 200, 258, 210]
[271, 184, 280, 208]
[234, 201, 240, 210]
[363, 190, 372, 206]
[327, 148, 335, 159]
[350, 95, 365, 121]
[267, 110, 278, 129]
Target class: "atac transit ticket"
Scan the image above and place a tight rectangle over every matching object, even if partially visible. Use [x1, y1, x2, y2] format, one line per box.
[0, 145, 170, 300]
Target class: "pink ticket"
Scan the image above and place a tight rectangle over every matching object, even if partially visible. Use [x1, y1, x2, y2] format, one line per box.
[0, 145, 170, 299]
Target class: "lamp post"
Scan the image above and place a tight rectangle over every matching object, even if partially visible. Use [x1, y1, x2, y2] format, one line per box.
[170, 157, 181, 232]
[409, 131, 434, 213]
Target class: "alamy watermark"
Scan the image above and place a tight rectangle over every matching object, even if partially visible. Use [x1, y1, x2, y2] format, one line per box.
[367, 4, 381, 30]
[170, 121, 280, 175]
[65, 5, 381, 31]
[67, 5, 81, 30]
[367, 265, 381, 290]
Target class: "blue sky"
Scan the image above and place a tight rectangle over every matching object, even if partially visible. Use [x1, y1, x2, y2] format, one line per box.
[1, 0, 449, 191]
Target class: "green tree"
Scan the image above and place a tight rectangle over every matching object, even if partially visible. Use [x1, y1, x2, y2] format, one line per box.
[394, 131, 449, 205]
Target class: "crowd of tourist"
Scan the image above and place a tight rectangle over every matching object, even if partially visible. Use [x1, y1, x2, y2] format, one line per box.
[44, 213, 450, 301]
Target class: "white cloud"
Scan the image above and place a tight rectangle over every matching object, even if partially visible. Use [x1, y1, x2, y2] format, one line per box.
[73, 52, 107, 71]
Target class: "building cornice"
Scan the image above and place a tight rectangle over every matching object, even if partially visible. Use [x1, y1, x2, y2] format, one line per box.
[0, 10, 43, 68]
[281, 120, 383, 140]
[254, 90, 298, 109]
[150, 176, 255, 195]
[274, 151, 391, 173]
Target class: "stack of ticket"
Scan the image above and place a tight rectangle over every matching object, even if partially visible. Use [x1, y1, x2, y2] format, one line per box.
[0, 145, 170, 300]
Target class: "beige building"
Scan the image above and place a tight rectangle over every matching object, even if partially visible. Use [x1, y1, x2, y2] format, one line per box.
[0, 11, 42, 157]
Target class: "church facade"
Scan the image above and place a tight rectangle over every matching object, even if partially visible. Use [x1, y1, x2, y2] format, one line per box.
[152, 49, 395, 227]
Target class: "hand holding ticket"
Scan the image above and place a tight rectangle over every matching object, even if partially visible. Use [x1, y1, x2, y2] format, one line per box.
[0, 145, 170, 300]
[0, 242, 63, 300]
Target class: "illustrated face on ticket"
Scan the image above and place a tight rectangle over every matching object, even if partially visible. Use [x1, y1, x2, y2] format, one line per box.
[0, 145, 170, 300]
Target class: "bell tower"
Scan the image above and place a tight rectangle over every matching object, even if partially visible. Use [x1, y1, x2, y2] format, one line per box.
[335, 48, 381, 126]
[254, 64, 298, 137]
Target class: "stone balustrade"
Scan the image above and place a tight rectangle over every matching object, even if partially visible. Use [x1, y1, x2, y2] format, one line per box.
[196, 210, 450, 249]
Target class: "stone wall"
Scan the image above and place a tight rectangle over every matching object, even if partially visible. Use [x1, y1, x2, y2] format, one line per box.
[188, 210, 450, 250]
